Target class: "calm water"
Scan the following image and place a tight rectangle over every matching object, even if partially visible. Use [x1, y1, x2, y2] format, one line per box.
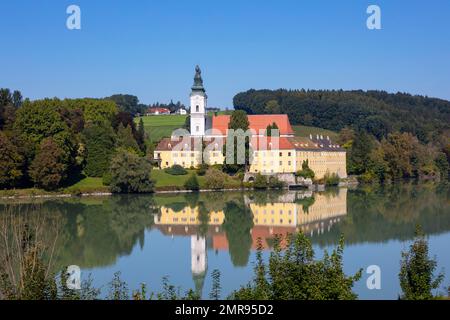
[1, 183, 450, 299]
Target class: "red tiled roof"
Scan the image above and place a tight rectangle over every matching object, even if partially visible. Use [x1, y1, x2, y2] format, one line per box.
[212, 114, 294, 136]
[250, 136, 295, 150]
[148, 107, 170, 113]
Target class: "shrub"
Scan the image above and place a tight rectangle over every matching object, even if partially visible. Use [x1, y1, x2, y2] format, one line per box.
[324, 172, 340, 186]
[184, 174, 200, 191]
[196, 163, 209, 176]
[204, 168, 227, 190]
[102, 172, 112, 186]
[109, 149, 154, 193]
[295, 160, 315, 179]
[253, 173, 268, 189]
[164, 164, 187, 176]
[268, 176, 284, 189]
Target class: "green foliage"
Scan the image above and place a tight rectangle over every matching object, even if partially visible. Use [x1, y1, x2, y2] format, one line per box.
[106, 94, 144, 115]
[435, 152, 449, 181]
[264, 100, 281, 114]
[196, 163, 209, 176]
[399, 226, 445, 300]
[164, 164, 188, 176]
[116, 123, 141, 154]
[0, 131, 23, 188]
[222, 201, 254, 266]
[296, 160, 315, 179]
[184, 174, 200, 191]
[230, 233, 362, 300]
[265, 122, 279, 137]
[209, 269, 222, 300]
[109, 149, 154, 193]
[228, 110, 250, 131]
[29, 138, 67, 190]
[324, 172, 340, 186]
[82, 124, 116, 177]
[107, 272, 129, 300]
[233, 89, 450, 143]
[268, 176, 284, 189]
[204, 168, 227, 190]
[253, 173, 267, 189]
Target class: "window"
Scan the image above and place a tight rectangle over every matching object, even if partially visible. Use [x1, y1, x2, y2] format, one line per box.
[196, 105, 199, 112]
[288, 152, 292, 156]
[279, 152, 283, 157]
[196, 126, 199, 132]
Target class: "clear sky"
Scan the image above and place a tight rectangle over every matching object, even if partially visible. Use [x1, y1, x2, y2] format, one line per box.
[1, 0, 449, 107]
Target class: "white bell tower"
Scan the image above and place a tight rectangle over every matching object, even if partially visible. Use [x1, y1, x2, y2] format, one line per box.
[190, 65, 207, 137]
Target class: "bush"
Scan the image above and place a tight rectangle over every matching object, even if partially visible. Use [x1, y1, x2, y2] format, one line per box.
[253, 173, 267, 189]
[109, 149, 154, 193]
[268, 176, 284, 189]
[196, 163, 209, 176]
[204, 168, 227, 190]
[164, 164, 187, 176]
[295, 160, 315, 179]
[324, 172, 340, 186]
[102, 172, 112, 186]
[184, 174, 200, 191]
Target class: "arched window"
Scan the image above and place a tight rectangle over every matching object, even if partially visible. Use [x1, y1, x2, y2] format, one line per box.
[196, 105, 199, 112]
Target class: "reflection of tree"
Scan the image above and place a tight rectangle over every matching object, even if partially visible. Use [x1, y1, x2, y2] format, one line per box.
[197, 203, 210, 237]
[295, 196, 315, 214]
[222, 201, 254, 267]
[312, 183, 450, 247]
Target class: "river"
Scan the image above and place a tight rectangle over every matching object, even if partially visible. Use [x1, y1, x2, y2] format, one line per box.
[1, 183, 449, 299]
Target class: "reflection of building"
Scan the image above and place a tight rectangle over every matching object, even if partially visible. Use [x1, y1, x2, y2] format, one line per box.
[191, 235, 207, 297]
[154, 189, 347, 249]
[153, 190, 347, 295]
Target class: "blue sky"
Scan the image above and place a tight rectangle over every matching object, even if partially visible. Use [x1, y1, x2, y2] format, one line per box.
[1, 0, 449, 107]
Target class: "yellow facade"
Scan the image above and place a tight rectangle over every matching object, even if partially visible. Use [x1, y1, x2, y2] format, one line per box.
[296, 150, 347, 179]
[249, 150, 296, 174]
[154, 150, 202, 169]
[155, 206, 225, 225]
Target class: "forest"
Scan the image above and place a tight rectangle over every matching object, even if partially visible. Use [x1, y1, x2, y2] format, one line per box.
[234, 89, 450, 182]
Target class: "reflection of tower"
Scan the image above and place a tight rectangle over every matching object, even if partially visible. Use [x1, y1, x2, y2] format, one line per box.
[191, 234, 207, 297]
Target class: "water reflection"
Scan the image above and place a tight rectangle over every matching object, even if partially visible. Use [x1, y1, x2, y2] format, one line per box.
[0, 183, 449, 299]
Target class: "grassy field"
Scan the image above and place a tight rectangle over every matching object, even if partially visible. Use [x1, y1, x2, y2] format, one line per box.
[292, 125, 338, 142]
[135, 115, 187, 143]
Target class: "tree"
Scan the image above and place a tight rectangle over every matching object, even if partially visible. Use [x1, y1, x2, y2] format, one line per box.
[116, 123, 140, 154]
[0, 131, 23, 188]
[253, 173, 267, 189]
[204, 168, 227, 189]
[106, 94, 140, 115]
[230, 233, 362, 300]
[184, 174, 200, 191]
[399, 226, 444, 300]
[434, 152, 449, 181]
[137, 117, 146, 150]
[82, 124, 116, 177]
[264, 100, 281, 114]
[224, 110, 250, 174]
[12, 90, 23, 108]
[265, 122, 279, 137]
[348, 131, 374, 175]
[109, 149, 154, 193]
[29, 138, 67, 190]
[296, 160, 315, 179]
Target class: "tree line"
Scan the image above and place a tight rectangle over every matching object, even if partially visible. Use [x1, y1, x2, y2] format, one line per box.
[0, 88, 154, 192]
[234, 89, 450, 182]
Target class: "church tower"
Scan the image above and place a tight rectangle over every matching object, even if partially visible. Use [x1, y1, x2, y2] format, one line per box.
[190, 65, 207, 136]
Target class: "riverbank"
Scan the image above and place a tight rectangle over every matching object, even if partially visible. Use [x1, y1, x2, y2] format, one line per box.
[0, 170, 359, 200]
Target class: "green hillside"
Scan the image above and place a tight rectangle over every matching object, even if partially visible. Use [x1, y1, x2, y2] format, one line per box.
[135, 115, 187, 143]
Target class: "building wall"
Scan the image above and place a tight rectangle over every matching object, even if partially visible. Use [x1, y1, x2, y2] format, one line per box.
[249, 150, 297, 174]
[296, 151, 347, 179]
[155, 146, 347, 178]
[154, 150, 202, 169]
